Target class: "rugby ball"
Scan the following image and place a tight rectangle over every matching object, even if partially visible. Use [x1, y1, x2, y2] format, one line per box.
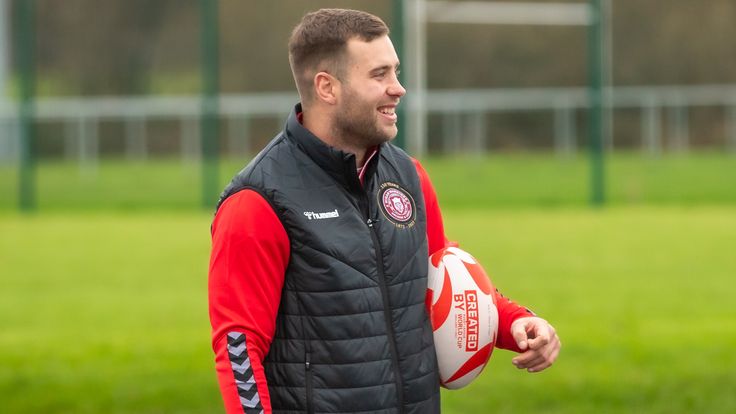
[426, 247, 498, 389]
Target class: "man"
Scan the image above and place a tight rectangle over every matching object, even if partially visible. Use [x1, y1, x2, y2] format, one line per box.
[209, 8, 560, 414]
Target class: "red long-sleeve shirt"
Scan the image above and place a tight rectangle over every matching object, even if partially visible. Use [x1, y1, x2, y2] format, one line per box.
[209, 158, 533, 414]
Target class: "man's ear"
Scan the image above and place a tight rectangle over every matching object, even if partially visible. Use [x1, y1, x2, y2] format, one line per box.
[314, 72, 339, 105]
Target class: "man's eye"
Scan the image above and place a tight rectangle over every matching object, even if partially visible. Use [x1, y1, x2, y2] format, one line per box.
[395, 69, 401, 76]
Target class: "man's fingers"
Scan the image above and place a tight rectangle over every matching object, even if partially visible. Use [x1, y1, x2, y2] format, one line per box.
[511, 323, 529, 351]
[528, 343, 561, 372]
[511, 349, 541, 368]
[520, 336, 561, 373]
[514, 353, 544, 369]
[512, 344, 553, 369]
[527, 334, 549, 350]
[528, 360, 553, 373]
[511, 322, 530, 350]
[510, 317, 562, 372]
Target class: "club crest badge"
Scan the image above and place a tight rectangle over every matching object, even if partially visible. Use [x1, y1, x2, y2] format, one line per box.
[378, 182, 416, 228]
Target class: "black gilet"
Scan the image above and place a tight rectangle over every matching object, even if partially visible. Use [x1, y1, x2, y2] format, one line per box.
[216, 104, 440, 414]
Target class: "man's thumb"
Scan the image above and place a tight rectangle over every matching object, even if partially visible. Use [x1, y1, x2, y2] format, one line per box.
[511, 320, 529, 350]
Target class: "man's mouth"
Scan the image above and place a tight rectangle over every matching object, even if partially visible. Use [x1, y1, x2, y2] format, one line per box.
[378, 105, 397, 121]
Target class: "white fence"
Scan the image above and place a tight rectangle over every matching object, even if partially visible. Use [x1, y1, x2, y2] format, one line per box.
[1, 84, 736, 164]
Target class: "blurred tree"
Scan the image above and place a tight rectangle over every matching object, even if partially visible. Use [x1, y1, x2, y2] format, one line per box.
[218, 0, 391, 92]
[24, 0, 736, 95]
[615, 0, 736, 85]
[36, 0, 175, 95]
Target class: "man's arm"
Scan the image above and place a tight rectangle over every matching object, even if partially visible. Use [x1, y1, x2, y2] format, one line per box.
[412, 158, 559, 367]
[412, 158, 448, 255]
[209, 190, 290, 414]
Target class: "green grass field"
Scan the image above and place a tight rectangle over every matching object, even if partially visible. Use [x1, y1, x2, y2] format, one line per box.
[1, 151, 734, 210]
[1, 206, 735, 413]
[1, 152, 735, 412]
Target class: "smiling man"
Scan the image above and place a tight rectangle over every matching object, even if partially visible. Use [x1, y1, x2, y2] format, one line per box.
[209, 8, 560, 414]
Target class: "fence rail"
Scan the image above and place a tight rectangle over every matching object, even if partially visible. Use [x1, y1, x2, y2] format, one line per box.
[1, 84, 736, 163]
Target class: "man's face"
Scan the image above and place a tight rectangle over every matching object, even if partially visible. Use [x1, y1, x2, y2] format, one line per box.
[333, 36, 406, 148]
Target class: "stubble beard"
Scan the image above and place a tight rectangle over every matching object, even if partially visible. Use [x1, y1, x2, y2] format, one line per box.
[333, 91, 396, 150]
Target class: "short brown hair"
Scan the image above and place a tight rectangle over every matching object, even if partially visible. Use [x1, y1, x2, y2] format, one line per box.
[288, 8, 389, 102]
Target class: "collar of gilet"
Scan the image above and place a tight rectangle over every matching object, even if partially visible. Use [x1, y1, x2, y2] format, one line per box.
[285, 103, 381, 192]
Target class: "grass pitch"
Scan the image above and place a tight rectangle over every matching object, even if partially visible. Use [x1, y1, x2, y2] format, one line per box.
[1, 206, 734, 413]
[1, 151, 734, 210]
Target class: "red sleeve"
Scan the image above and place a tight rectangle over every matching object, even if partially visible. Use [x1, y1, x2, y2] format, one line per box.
[209, 189, 289, 414]
[412, 158, 449, 255]
[493, 290, 536, 352]
[412, 158, 535, 354]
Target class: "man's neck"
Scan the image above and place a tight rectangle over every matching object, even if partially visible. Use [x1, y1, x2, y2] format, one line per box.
[301, 108, 370, 167]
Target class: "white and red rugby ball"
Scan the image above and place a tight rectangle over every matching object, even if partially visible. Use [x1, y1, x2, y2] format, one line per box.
[426, 247, 499, 389]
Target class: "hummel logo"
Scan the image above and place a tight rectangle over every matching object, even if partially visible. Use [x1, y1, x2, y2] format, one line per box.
[304, 209, 339, 220]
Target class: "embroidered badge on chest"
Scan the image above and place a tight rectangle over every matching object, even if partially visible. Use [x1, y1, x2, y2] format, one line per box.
[377, 182, 416, 229]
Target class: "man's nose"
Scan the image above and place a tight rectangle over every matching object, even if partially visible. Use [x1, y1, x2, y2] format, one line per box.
[388, 79, 406, 97]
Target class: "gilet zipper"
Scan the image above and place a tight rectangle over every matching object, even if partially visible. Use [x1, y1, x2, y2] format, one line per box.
[305, 351, 314, 414]
[366, 216, 405, 412]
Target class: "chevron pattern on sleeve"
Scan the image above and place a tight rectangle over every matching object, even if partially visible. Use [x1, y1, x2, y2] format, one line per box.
[227, 332, 264, 414]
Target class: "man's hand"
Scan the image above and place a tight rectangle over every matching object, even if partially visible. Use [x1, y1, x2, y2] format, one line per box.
[510, 316, 561, 373]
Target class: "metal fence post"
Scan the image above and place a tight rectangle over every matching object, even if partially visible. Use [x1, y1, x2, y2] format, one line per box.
[200, 0, 220, 208]
[587, 0, 605, 206]
[125, 116, 148, 160]
[667, 103, 689, 153]
[642, 99, 661, 157]
[555, 102, 576, 157]
[15, 0, 36, 211]
[0, 0, 9, 99]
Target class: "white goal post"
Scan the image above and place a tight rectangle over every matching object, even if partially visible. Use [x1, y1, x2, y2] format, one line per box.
[401, 0, 609, 156]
